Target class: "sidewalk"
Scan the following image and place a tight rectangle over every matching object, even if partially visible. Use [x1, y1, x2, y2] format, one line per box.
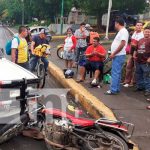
[49, 48, 150, 150]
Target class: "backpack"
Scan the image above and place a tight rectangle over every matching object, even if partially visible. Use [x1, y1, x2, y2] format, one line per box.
[5, 36, 20, 55]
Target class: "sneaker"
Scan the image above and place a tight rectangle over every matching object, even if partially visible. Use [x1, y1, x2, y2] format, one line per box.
[104, 90, 118, 95]
[123, 84, 129, 87]
[144, 91, 150, 97]
[91, 79, 97, 84]
[146, 105, 150, 110]
[146, 98, 150, 102]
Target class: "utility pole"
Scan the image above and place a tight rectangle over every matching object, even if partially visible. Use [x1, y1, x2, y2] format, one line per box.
[105, 0, 112, 40]
[60, 0, 64, 35]
[21, 0, 24, 25]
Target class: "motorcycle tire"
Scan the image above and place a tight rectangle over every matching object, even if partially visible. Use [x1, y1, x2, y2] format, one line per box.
[57, 47, 64, 59]
[0, 113, 29, 144]
[84, 131, 129, 150]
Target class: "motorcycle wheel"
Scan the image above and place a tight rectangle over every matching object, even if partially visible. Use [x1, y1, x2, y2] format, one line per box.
[85, 131, 129, 150]
[57, 47, 64, 59]
[0, 114, 29, 144]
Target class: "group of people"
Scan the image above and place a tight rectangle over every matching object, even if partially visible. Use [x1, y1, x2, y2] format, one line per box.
[11, 25, 49, 72]
[63, 22, 105, 85]
[10, 19, 150, 109]
[62, 19, 150, 109]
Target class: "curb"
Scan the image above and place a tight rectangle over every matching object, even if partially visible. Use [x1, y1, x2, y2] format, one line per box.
[48, 61, 116, 120]
[52, 33, 115, 39]
[7, 27, 113, 45]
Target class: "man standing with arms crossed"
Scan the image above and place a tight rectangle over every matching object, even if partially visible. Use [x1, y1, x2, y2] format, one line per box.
[105, 18, 129, 95]
[74, 22, 89, 64]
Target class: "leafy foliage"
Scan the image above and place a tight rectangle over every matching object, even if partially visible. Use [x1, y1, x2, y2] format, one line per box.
[0, 0, 147, 24]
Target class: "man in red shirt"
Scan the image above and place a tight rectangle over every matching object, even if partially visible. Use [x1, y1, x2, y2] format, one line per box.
[133, 27, 150, 98]
[77, 37, 106, 85]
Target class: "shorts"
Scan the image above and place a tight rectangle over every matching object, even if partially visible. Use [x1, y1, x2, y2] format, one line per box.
[63, 51, 75, 61]
[84, 61, 104, 72]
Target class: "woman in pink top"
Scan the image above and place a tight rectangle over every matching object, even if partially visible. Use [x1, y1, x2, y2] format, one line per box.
[63, 28, 77, 69]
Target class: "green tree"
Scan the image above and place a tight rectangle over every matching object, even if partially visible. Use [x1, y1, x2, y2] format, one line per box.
[0, 0, 147, 25]
[75, 0, 146, 29]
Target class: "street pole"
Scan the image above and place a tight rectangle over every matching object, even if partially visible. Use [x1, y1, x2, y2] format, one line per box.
[105, 0, 112, 40]
[60, 0, 64, 35]
[21, 0, 24, 25]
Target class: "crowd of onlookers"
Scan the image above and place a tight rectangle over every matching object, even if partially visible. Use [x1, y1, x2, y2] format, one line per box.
[9, 18, 150, 109]
[62, 18, 150, 109]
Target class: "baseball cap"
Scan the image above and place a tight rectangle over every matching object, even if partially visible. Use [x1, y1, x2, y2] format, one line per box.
[85, 24, 93, 30]
[40, 29, 48, 35]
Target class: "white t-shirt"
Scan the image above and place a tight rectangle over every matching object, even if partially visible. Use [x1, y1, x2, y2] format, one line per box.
[111, 28, 129, 56]
[131, 31, 144, 41]
[74, 29, 89, 48]
[11, 38, 19, 49]
[11, 37, 26, 49]
[64, 36, 74, 51]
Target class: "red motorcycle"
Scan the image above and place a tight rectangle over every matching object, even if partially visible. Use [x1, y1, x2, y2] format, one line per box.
[0, 84, 134, 150]
[43, 109, 134, 150]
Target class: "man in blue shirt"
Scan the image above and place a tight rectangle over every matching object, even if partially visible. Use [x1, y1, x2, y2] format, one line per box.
[30, 29, 49, 72]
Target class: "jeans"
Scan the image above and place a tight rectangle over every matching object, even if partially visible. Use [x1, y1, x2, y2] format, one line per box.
[17, 62, 30, 70]
[75, 47, 87, 63]
[30, 55, 49, 72]
[110, 55, 126, 93]
[135, 63, 150, 92]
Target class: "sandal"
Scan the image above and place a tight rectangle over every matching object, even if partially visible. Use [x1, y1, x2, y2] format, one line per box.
[76, 79, 84, 83]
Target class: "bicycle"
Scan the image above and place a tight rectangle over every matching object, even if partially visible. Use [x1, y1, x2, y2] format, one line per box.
[30, 44, 51, 88]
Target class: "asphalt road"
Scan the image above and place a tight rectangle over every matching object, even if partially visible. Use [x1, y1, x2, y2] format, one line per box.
[0, 27, 90, 150]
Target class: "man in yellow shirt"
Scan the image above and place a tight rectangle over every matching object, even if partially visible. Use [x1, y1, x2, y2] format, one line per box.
[11, 26, 29, 70]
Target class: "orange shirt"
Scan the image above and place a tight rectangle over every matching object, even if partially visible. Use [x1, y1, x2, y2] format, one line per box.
[85, 45, 106, 62]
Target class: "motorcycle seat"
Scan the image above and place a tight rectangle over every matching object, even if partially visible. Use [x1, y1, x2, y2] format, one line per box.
[97, 118, 122, 125]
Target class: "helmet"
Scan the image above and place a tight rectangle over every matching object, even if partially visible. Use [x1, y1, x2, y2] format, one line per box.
[64, 69, 74, 78]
